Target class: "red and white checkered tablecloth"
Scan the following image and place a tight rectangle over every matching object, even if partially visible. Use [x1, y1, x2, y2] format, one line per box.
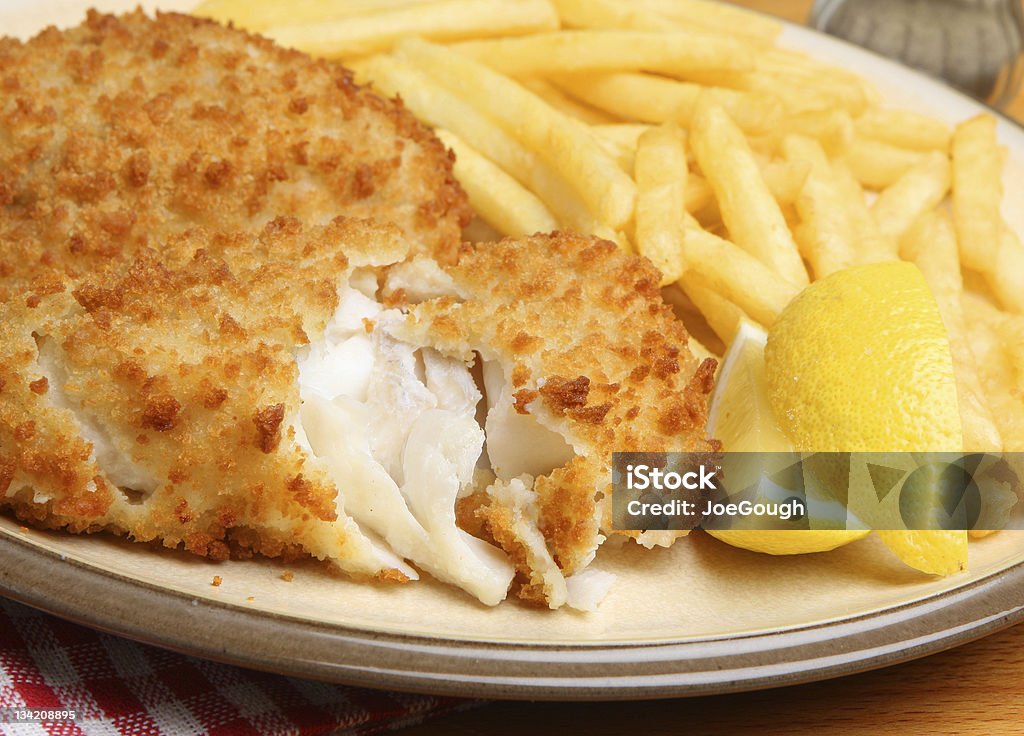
[0, 598, 473, 736]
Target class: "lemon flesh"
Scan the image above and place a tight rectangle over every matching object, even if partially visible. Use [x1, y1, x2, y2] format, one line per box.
[876, 530, 967, 575]
[706, 529, 869, 555]
[707, 321, 792, 453]
[706, 321, 870, 554]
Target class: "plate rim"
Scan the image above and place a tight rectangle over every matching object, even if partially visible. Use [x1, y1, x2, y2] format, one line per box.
[2, 529, 1023, 700]
[3, 8, 1024, 701]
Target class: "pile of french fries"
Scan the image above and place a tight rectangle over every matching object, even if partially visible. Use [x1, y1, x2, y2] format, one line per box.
[193, 0, 1024, 457]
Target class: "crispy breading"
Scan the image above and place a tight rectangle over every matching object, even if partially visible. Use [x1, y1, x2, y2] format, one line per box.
[394, 233, 718, 604]
[0, 9, 469, 299]
[0, 217, 410, 579]
[2, 218, 715, 606]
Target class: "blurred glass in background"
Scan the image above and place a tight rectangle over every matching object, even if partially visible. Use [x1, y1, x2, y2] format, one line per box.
[811, 0, 1024, 108]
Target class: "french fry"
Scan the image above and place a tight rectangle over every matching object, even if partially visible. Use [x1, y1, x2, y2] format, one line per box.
[680, 281, 756, 346]
[625, 0, 782, 41]
[193, 0, 432, 31]
[435, 129, 558, 238]
[855, 108, 952, 152]
[450, 31, 754, 77]
[740, 50, 873, 115]
[634, 124, 688, 284]
[950, 115, 1024, 313]
[551, 72, 782, 135]
[963, 293, 1024, 452]
[591, 123, 650, 172]
[760, 158, 810, 207]
[901, 212, 1002, 452]
[591, 124, 652, 148]
[754, 109, 853, 157]
[395, 38, 637, 229]
[358, 54, 598, 233]
[783, 136, 858, 278]
[551, 0, 684, 32]
[842, 138, 927, 190]
[520, 78, 620, 125]
[872, 151, 951, 241]
[690, 104, 808, 287]
[946, 113, 1019, 315]
[682, 172, 711, 208]
[951, 114, 1004, 273]
[681, 226, 801, 327]
[831, 162, 896, 262]
[747, 71, 868, 116]
[759, 47, 865, 82]
[264, 0, 558, 59]
[991, 226, 1024, 313]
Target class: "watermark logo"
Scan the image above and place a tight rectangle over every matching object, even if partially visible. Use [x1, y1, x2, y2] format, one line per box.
[611, 452, 1022, 532]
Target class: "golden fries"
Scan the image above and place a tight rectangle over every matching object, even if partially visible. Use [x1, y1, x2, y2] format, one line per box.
[451, 31, 753, 77]
[357, 54, 598, 233]
[590, 123, 650, 172]
[759, 158, 810, 207]
[691, 104, 808, 287]
[552, 0, 684, 32]
[991, 226, 1024, 313]
[263, 0, 557, 58]
[872, 151, 951, 241]
[854, 108, 952, 152]
[682, 225, 801, 326]
[901, 212, 1002, 451]
[784, 136, 858, 278]
[634, 124, 688, 284]
[842, 138, 927, 190]
[832, 162, 896, 262]
[963, 293, 1024, 451]
[952, 115, 1003, 272]
[436, 129, 558, 238]
[951, 115, 1024, 314]
[395, 38, 636, 230]
[627, 0, 782, 41]
[551, 72, 782, 135]
[519, 79, 619, 125]
[681, 281, 756, 345]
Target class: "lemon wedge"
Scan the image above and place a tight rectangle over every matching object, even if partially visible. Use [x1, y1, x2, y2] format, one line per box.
[706, 320, 870, 554]
[707, 320, 792, 453]
[706, 263, 967, 572]
[875, 530, 968, 575]
[764, 261, 962, 453]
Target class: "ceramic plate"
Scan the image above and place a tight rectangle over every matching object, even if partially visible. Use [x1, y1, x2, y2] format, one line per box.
[2, 0, 1023, 700]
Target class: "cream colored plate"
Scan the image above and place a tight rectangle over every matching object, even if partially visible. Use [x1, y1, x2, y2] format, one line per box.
[2, 0, 1023, 699]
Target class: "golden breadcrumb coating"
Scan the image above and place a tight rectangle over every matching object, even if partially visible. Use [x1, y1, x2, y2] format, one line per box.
[2, 219, 715, 605]
[395, 233, 718, 604]
[0, 217, 409, 579]
[0, 9, 469, 299]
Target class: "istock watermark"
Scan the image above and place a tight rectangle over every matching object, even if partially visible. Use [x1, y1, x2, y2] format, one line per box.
[611, 452, 1023, 532]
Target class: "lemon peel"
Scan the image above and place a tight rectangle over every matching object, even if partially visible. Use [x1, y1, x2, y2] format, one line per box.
[764, 261, 962, 453]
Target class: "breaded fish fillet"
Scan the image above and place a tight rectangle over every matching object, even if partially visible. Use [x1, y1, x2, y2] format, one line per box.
[390, 234, 718, 606]
[0, 9, 469, 298]
[0, 217, 419, 580]
[1, 222, 714, 608]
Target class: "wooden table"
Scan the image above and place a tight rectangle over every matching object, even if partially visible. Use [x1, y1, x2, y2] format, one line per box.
[401, 622, 1024, 735]
[398, 3, 1024, 733]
